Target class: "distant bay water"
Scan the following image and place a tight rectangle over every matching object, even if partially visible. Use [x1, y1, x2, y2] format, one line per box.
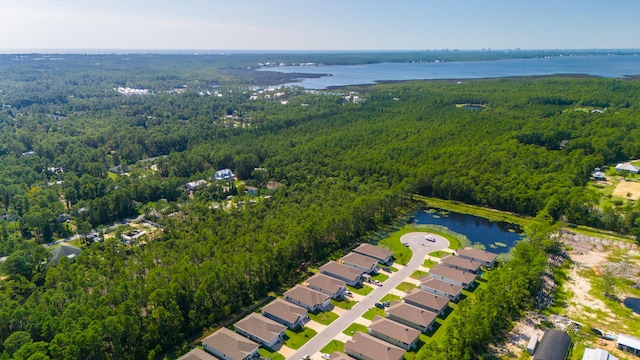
[259, 55, 640, 89]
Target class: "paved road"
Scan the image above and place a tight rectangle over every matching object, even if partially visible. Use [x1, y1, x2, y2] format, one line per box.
[288, 232, 450, 359]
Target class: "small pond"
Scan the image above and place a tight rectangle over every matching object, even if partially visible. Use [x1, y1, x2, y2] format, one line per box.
[623, 297, 640, 315]
[412, 209, 525, 254]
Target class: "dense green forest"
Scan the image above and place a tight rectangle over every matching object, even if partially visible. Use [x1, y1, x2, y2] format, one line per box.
[1, 53, 640, 358]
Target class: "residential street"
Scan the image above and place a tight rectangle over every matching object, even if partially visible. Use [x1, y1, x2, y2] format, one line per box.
[288, 232, 450, 359]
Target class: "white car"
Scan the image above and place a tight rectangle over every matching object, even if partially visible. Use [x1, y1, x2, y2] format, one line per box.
[373, 279, 382, 286]
[322, 354, 331, 360]
[402, 241, 409, 247]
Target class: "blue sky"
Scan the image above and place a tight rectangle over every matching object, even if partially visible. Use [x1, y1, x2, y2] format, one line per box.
[1, 0, 639, 51]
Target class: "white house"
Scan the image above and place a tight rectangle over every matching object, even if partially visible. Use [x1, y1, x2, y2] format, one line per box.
[215, 168, 235, 181]
[615, 163, 640, 174]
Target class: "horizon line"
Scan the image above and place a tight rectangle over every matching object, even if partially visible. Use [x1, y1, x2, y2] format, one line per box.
[1, 48, 639, 55]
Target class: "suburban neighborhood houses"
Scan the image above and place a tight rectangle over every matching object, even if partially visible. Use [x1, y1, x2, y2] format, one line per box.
[180, 236, 500, 360]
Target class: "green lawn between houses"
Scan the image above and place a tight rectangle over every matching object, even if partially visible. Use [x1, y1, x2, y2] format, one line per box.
[320, 340, 345, 354]
[285, 327, 317, 349]
[346, 284, 374, 296]
[258, 347, 285, 360]
[308, 310, 339, 326]
[395, 281, 418, 292]
[342, 322, 368, 336]
[331, 298, 357, 310]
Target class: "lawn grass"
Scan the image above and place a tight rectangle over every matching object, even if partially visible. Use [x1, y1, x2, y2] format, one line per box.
[342, 322, 368, 336]
[380, 293, 401, 303]
[347, 284, 374, 296]
[285, 327, 317, 349]
[396, 282, 417, 292]
[370, 272, 389, 282]
[258, 347, 285, 360]
[411, 270, 429, 280]
[331, 298, 357, 310]
[428, 251, 446, 258]
[308, 311, 339, 326]
[378, 229, 414, 265]
[106, 172, 119, 180]
[362, 306, 386, 320]
[320, 340, 345, 354]
[423, 259, 436, 268]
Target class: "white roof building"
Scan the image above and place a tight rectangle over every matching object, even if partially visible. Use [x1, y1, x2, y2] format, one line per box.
[615, 163, 639, 174]
[582, 348, 618, 360]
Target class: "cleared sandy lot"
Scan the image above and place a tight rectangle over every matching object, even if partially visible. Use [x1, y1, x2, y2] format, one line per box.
[612, 179, 640, 200]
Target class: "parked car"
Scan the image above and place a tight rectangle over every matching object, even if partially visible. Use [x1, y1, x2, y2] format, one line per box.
[373, 279, 382, 286]
[402, 241, 409, 247]
[344, 290, 353, 297]
[425, 235, 436, 242]
[382, 266, 392, 272]
[375, 302, 385, 309]
[301, 355, 310, 360]
[322, 354, 331, 360]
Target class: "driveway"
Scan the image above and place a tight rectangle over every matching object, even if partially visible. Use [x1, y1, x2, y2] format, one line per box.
[288, 232, 449, 359]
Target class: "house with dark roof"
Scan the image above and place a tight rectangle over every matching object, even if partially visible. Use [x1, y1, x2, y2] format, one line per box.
[385, 300, 437, 334]
[261, 298, 308, 330]
[201, 327, 259, 360]
[214, 168, 235, 181]
[368, 316, 420, 350]
[284, 285, 331, 312]
[49, 244, 82, 265]
[234, 313, 286, 348]
[178, 348, 217, 360]
[428, 264, 477, 290]
[345, 332, 405, 360]
[340, 252, 379, 274]
[440, 255, 482, 274]
[419, 278, 463, 301]
[320, 261, 364, 287]
[402, 288, 449, 316]
[533, 330, 571, 360]
[353, 243, 393, 265]
[617, 333, 640, 357]
[456, 247, 498, 267]
[303, 273, 347, 300]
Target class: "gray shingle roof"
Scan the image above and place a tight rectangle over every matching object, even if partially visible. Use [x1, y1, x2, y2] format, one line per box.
[440, 255, 482, 272]
[456, 247, 498, 264]
[284, 285, 330, 308]
[320, 261, 364, 281]
[345, 332, 405, 360]
[369, 315, 420, 345]
[429, 264, 477, 284]
[304, 273, 346, 294]
[178, 348, 217, 360]
[201, 327, 258, 360]
[386, 301, 437, 328]
[420, 277, 463, 297]
[261, 298, 307, 325]
[340, 252, 378, 269]
[353, 243, 393, 261]
[403, 288, 449, 312]
[234, 313, 286, 344]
